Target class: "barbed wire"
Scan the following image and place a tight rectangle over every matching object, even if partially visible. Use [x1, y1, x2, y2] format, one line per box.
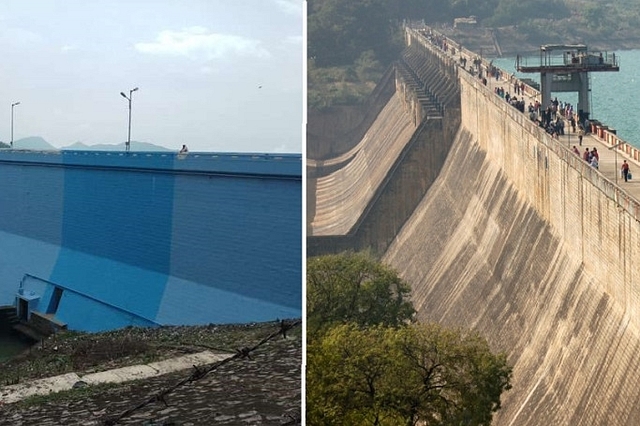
[101, 318, 302, 425]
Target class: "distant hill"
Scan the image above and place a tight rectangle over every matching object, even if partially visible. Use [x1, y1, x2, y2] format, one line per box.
[62, 141, 172, 152]
[13, 136, 55, 150]
[11, 137, 171, 152]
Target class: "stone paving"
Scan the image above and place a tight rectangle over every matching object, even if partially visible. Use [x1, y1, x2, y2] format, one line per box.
[0, 351, 231, 405]
[0, 332, 301, 425]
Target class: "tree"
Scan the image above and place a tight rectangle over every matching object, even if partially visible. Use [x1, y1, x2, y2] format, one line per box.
[307, 324, 403, 425]
[307, 253, 512, 425]
[307, 251, 415, 335]
[449, 0, 500, 21]
[486, 0, 569, 27]
[393, 323, 512, 425]
[307, 323, 512, 425]
[308, 0, 398, 67]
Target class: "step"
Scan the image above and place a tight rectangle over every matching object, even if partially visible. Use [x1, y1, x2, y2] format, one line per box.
[12, 323, 46, 342]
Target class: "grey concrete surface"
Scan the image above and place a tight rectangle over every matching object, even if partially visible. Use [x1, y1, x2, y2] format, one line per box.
[0, 334, 300, 425]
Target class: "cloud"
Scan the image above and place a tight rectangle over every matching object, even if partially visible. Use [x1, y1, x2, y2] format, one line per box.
[135, 27, 270, 60]
[285, 35, 303, 45]
[61, 45, 76, 53]
[0, 27, 43, 46]
[274, 0, 302, 15]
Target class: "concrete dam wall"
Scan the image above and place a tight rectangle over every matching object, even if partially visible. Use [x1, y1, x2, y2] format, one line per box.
[388, 35, 640, 424]
[309, 27, 640, 424]
[385, 125, 640, 424]
[1, 150, 301, 332]
[307, 43, 460, 256]
[307, 65, 396, 161]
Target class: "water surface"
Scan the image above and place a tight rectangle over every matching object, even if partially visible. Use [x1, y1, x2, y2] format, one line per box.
[0, 331, 32, 362]
[492, 49, 640, 147]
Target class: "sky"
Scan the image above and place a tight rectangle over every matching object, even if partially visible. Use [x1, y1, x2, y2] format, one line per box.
[0, 0, 303, 152]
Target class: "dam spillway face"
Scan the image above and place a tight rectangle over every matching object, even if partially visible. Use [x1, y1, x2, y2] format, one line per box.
[2, 150, 301, 332]
[309, 25, 640, 424]
[307, 42, 461, 257]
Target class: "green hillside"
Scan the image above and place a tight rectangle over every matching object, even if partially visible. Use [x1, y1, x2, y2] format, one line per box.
[308, 0, 640, 108]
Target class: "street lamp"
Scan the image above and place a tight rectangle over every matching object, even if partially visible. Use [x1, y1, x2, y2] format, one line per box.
[120, 87, 138, 152]
[608, 141, 626, 185]
[10, 101, 20, 148]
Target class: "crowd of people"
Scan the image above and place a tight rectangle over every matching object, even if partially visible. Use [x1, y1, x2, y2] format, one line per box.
[492, 78, 623, 173]
[571, 146, 600, 169]
[419, 25, 635, 183]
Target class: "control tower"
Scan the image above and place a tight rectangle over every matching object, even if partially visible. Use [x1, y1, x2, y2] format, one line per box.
[516, 44, 619, 123]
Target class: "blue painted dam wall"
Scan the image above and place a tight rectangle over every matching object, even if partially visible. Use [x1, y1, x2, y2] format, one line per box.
[0, 150, 301, 332]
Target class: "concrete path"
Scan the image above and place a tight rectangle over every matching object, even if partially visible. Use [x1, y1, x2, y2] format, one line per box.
[490, 83, 640, 199]
[424, 27, 640, 201]
[558, 130, 640, 192]
[466, 55, 640, 201]
[0, 350, 231, 405]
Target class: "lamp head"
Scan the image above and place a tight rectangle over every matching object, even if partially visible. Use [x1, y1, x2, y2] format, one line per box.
[131, 87, 139, 92]
[120, 92, 127, 99]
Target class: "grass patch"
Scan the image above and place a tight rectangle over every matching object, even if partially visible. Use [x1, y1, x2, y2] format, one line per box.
[15, 381, 123, 409]
[0, 320, 299, 386]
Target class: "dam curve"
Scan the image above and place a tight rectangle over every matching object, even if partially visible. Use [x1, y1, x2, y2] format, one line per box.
[308, 26, 640, 424]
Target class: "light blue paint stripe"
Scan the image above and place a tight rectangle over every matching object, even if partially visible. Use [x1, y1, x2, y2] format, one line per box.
[49, 248, 169, 322]
[0, 231, 60, 306]
[56, 292, 156, 332]
[156, 277, 301, 325]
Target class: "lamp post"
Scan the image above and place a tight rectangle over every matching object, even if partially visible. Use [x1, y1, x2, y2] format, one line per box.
[10, 101, 20, 148]
[608, 141, 626, 185]
[120, 87, 138, 152]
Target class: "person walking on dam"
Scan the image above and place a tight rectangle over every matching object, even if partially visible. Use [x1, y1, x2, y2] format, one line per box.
[622, 160, 630, 182]
[578, 125, 585, 145]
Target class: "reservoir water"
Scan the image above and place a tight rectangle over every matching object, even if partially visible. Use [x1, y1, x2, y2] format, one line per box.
[492, 49, 640, 148]
[0, 330, 33, 362]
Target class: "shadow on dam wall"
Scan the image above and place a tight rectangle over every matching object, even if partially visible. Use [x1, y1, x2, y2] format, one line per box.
[308, 28, 640, 424]
[384, 128, 640, 425]
[307, 44, 461, 257]
[307, 66, 396, 161]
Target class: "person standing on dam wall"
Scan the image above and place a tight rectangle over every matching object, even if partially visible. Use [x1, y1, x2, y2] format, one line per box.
[579, 125, 585, 145]
[622, 160, 631, 182]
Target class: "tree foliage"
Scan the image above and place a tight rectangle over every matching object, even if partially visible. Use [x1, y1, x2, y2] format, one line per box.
[306, 252, 513, 425]
[486, 0, 570, 26]
[307, 323, 513, 425]
[308, 0, 637, 108]
[307, 251, 415, 335]
[449, 0, 500, 21]
[308, 0, 398, 68]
